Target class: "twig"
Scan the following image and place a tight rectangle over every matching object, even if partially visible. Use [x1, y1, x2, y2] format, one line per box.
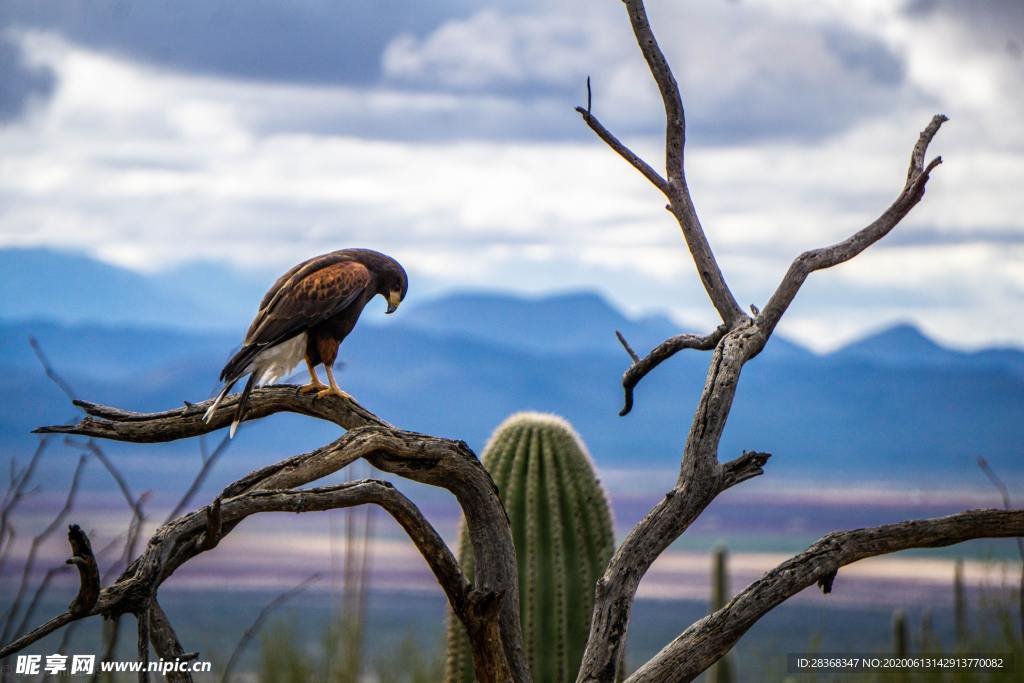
[575, 104, 669, 194]
[12, 563, 71, 639]
[69, 439, 144, 521]
[29, 336, 78, 403]
[166, 435, 231, 524]
[617, 326, 727, 415]
[615, 331, 640, 363]
[0, 455, 88, 646]
[977, 456, 1024, 646]
[220, 574, 320, 683]
[0, 440, 48, 576]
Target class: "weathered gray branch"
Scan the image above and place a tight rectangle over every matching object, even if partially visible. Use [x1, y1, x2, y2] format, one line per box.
[16, 390, 525, 683]
[625, 509, 1024, 683]
[34, 385, 386, 440]
[578, 321, 766, 682]
[616, 325, 727, 415]
[148, 600, 194, 683]
[569, 0, 957, 679]
[575, 1, 743, 325]
[575, 105, 668, 194]
[66, 524, 100, 616]
[757, 114, 947, 336]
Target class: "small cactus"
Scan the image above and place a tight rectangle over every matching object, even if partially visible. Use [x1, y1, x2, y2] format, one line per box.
[708, 544, 734, 683]
[445, 412, 615, 683]
[891, 608, 908, 657]
[919, 609, 935, 650]
[953, 558, 967, 645]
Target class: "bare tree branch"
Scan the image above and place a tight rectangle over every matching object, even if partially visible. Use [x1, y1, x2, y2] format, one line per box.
[135, 607, 151, 683]
[165, 435, 231, 523]
[625, 509, 1024, 683]
[574, 2, 743, 324]
[29, 336, 78, 402]
[578, 323, 766, 682]
[0, 454, 88, 646]
[622, 0, 743, 324]
[221, 573, 321, 683]
[574, 105, 668, 194]
[148, 599, 196, 683]
[569, 2, 955, 679]
[8, 401, 526, 683]
[66, 524, 100, 616]
[35, 386, 386, 441]
[757, 115, 947, 336]
[0, 439, 48, 577]
[616, 326, 727, 415]
[13, 563, 71, 638]
[977, 456, 1024, 646]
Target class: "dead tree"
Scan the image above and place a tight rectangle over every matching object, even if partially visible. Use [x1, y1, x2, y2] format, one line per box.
[2, 2, 1022, 682]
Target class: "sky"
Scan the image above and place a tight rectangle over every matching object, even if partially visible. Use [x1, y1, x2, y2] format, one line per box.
[0, 0, 1022, 351]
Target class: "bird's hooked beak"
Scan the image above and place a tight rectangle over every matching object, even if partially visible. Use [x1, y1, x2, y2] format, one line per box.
[386, 289, 402, 314]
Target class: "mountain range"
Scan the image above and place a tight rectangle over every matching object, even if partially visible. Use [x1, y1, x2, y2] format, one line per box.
[1, 247, 1021, 493]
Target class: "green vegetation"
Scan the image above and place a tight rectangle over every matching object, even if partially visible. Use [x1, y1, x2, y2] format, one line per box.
[445, 412, 616, 682]
[709, 544, 735, 683]
[257, 618, 442, 683]
[791, 567, 1022, 683]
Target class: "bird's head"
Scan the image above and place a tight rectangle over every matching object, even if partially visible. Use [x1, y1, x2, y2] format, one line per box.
[379, 257, 409, 314]
[350, 248, 409, 314]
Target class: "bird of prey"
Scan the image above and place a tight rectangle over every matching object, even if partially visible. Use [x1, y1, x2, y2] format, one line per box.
[204, 248, 408, 437]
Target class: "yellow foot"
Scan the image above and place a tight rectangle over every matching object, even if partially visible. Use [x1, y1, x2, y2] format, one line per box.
[298, 381, 327, 395]
[314, 386, 353, 401]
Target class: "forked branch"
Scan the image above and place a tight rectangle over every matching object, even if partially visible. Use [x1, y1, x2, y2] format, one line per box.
[575, 1, 743, 325]
[616, 325, 727, 415]
[572, 2, 960, 682]
[626, 509, 1024, 682]
[10, 389, 526, 683]
[757, 115, 947, 336]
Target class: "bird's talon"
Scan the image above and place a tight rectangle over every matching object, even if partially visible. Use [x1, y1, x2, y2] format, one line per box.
[314, 387, 352, 401]
[298, 382, 327, 395]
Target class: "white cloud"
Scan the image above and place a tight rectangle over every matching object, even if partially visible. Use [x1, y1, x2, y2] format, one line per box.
[1, 0, 1022, 350]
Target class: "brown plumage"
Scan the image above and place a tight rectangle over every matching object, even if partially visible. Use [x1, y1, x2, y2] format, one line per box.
[204, 248, 408, 436]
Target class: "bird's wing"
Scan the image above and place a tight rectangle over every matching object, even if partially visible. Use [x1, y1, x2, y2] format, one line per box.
[243, 257, 373, 348]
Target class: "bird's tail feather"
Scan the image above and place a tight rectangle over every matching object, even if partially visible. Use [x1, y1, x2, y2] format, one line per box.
[203, 378, 239, 424]
[229, 374, 257, 439]
[220, 344, 260, 383]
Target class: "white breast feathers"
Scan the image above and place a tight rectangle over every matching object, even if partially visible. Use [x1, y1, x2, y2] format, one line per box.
[249, 333, 307, 386]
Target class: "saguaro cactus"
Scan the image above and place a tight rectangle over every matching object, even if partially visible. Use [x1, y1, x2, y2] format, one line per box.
[445, 412, 615, 682]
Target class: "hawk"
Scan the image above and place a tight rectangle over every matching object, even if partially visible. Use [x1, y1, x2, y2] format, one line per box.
[204, 248, 408, 436]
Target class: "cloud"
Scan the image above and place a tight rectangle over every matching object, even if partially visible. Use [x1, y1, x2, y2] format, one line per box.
[0, 3, 1022, 351]
[3, 0, 931, 144]
[381, 1, 923, 143]
[0, 0, 482, 86]
[0, 32, 56, 122]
